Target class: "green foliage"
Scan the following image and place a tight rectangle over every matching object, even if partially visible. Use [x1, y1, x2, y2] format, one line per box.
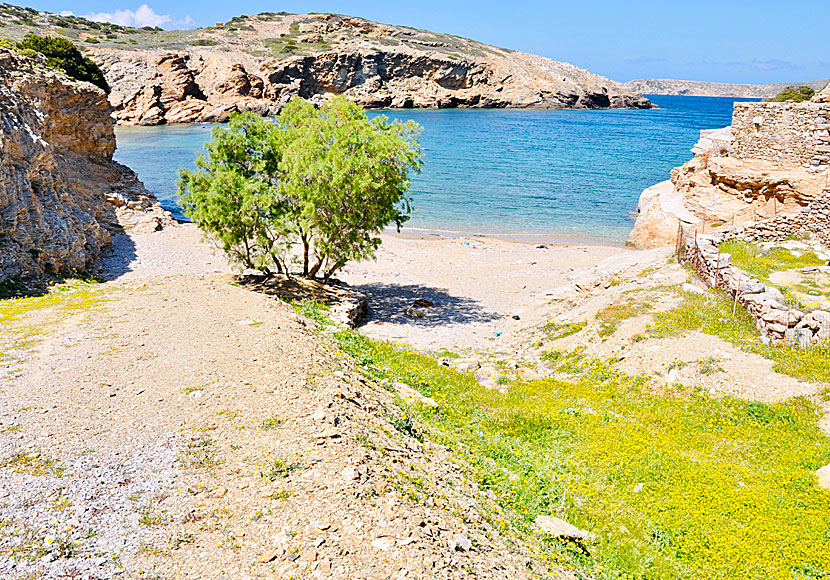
[16, 34, 109, 93]
[596, 299, 651, 337]
[334, 329, 830, 580]
[719, 239, 824, 283]
[771, 86, 816, 102]
[179, 97, 422, 280]
[541, 320, 586, 340]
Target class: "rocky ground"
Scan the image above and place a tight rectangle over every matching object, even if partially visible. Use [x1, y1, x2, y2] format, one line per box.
[3, 224, 828, 579]
[0, 226, 562, 580]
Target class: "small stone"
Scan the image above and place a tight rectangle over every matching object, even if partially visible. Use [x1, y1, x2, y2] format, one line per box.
[313, 427, 339, 440]
[450, 533, 472, 551]
[342, 466, 359, 481]
[371, 536, 396, 550]
[287, 551, 300, 562]
[633, 483, 644, 493]
[817, 465, 830, 490]
[681, 283, 707, 295]
[299, 548, 317, 562]
[257, 548, 283, 563]
[213, 486, 228, 498]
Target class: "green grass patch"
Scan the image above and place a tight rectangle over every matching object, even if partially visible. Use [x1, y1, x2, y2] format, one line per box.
[290, 298, 332, 326]
[541, 320, 587, 340]
[651, 287, 830, 384]
[719, 240, 825, 283]
[334, 328, 830, 580]
[596, 300, 651, 337]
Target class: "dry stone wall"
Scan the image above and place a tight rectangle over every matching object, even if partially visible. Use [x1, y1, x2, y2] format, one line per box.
[732, 102, 830, 168]
[682, 233, 830, 345]
[738, 191, 830, 245]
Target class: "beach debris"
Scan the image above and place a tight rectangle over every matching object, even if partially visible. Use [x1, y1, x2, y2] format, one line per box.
[413, 298, 434, 307]
[511, 314, 521, 320]
[535, 244, 548, 249]
[404, 308, 425, 318]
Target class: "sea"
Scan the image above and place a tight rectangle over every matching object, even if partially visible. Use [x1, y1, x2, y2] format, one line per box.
[114, 95, 755, 245]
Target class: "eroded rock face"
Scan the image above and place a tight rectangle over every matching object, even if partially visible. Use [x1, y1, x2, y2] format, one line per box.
[628, 125, 830, 249]
[84, 13, 651, 125]
[0, 48, 174, 282]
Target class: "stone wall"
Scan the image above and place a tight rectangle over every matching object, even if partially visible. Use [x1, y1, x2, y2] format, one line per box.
[682, 233, 830, 345]
[732, 102, 830, 168]
[739, 191, 830, 245]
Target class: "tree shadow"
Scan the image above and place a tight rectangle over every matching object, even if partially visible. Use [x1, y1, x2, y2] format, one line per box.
[349, 281, 501, 327]
[94, 232, 139, 281]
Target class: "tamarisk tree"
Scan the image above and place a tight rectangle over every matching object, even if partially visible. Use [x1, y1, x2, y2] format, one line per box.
[178, 96, 422, 280]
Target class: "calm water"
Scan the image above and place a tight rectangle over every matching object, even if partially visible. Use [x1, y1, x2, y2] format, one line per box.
[114, 95, 753, 243]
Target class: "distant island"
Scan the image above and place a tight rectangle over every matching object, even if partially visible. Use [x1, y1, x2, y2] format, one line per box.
[623, 77, 830, 98]
[0, 3, 651, 125]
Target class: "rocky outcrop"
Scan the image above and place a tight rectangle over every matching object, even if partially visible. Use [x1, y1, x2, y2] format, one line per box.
[813, 83, 830, 103]
[628, 119, 830, 249]
[0, 48, 173, 282]
[68, 13, 652, 125]
[623, 78, 830, 99]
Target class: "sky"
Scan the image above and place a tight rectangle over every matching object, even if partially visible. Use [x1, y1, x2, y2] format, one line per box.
[19, 0, 830, 84]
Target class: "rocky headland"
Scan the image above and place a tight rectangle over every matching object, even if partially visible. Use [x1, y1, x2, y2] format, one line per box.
[0, 47, 173, 283]
[623, 77, 830, 98]
[0, 5, 652, 125]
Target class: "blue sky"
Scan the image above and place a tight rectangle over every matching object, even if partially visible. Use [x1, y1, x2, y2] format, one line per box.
[22, 0, 830, 84]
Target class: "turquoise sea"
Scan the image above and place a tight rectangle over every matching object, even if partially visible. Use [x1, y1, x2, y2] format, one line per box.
[114, 95, 754, 244]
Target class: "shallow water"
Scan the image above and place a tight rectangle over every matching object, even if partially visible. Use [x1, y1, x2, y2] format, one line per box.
[114, 95, 754, 243]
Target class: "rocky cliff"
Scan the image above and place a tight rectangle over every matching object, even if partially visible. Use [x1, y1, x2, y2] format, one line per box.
[0, 48, 173, 282]
[0, 8, 651, 125]
[623, 78, 830, 99]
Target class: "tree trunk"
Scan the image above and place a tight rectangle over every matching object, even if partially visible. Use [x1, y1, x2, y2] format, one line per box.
[307, 258, 323, 279]
[301, 232, 310, 277]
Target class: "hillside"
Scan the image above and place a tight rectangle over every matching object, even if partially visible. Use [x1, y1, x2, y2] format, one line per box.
[0, 3, 651, 124]
[623, 77, 830, 98]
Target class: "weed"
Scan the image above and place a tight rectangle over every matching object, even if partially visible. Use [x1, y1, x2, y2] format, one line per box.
[596, 300, 650, 337]
[260, 417, 285, 430]
[390, 413, 422, 441]
[334, 328, 830, 580]
[260, 458, 302, 481]
[541, 320, 587, 341]
[697, 356, 725, 375]
[1, 452, 66, 477]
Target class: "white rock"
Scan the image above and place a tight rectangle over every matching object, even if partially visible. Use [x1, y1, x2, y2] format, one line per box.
[393, 382, 438, 408]
[535, 515, 588, 540]
[682, 283, 707, 295]
[817, 465, 830, 490]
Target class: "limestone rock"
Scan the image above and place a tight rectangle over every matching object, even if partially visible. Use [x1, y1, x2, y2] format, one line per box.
[534, 515, 588, 540]
[79, 13, 651, 125]
[393, 382, 439, 408]
[812, 83, 830, 103]
[0, 48, 173, 283]
[817, 464, 830, 490]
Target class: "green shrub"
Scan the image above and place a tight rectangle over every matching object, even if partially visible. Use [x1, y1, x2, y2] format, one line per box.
[179, 97, 422, 280]
[16, 34, 109, 93]
[771, 86, 815, 102]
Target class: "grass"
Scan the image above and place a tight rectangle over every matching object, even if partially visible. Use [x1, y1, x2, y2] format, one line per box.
[290, 299, 332, 326]
[541, 320, 587, 341]
[1, 452, 66, 477]
[650, 287, 830, 384]
[719, 240, 825, 284]
[260, 458, 302, 481]
[334, 328, 830, 580]
[596, 300, 651, 337]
